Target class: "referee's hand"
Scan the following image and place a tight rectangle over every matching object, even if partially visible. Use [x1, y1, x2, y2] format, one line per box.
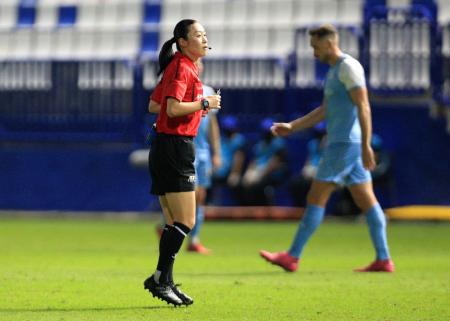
[206, 95, 221, 109]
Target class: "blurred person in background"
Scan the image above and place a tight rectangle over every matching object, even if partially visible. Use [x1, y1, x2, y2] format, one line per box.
[260, 24, 394, 273]
[143, 19, 221, 306]
[289, 122, 327, 207]
[211, 115, 246, 204]
[240, 117, 288, 205]
[187, 60, 222, 255]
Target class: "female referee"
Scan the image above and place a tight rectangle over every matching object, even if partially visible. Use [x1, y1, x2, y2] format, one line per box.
[143, 19, 221, 306]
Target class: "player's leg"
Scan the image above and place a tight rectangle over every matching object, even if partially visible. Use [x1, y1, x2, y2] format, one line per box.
[188, 157, 211, 254]
[348, 181, 394, 272]
[188, 185, 211, 254]
[260, 180, 335, 272]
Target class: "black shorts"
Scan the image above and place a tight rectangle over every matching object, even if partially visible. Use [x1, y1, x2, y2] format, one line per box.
[148, 133, 196, 196]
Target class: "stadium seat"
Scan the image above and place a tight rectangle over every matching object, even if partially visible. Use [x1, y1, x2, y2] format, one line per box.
[58, 5, 77, 26]
[76, 0, 99, 29]
[271, 26, 295, 56]
[142, 58, 159, 89]
[437, 0, 450, 24]
[270, 0, 295, 27]
[366, 5, 434, 91]
[247, 0, 270, 27]
[10, 28, 33, 59]
[96, 29, 117, 59]
[119, 0, 143, 27]
[143, 0, 161, 25]
[96, 1, 120, 29]
[293, 1, 315, 26]
[201, 0, 226, 27]
[17, 1, 36, 27]
[33, 28, 53, 59]
[115, 28, 141, 59]
[35, 1, 58, 28]
[204, 26, 225, 56]
[223, 25, 247, 57]
[141, 27, 159, 55]
[53, 27, 75, 60]
[337, 0, 363, 25]
[0, 31, 13, 60]
[314, 0, 338, 24]
[160, 0, 183, 28]
[247, 26, 270, 57]
[113, 61, 134, 89]
[226, 0, 247, 26]
[73, 28, 96, 59]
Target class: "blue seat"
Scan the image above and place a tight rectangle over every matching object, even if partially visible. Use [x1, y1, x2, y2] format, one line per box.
[141, 29, 159, 54]
[58, 5, 77, 26]
[144, 1, 161, 25]
[17, 2, 36, 27]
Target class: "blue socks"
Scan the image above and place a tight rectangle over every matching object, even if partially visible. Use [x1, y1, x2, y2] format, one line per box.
[288, 205, 325, 258]
[190, 206, 204, 240]
[366, 203, 390, 260]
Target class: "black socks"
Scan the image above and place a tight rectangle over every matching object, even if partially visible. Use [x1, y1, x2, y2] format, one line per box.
[155, 222, 191, 284]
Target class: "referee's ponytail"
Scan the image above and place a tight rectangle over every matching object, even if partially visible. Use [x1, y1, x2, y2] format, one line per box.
[157, 19, 197, 76]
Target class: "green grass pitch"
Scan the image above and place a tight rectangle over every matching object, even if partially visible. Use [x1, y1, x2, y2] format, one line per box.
[0, 217, 449, 321]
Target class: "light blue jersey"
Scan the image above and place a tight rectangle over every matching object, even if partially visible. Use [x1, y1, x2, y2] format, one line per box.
[194, 85, 216, 188]
[317, 54, 371, 186]
[324, 54, 366, 144]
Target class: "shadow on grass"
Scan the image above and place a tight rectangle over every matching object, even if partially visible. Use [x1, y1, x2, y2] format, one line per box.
[0, 305, 177, 313]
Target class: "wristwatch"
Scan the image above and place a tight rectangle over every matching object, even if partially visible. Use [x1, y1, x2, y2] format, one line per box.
[201, 98, 209, 111]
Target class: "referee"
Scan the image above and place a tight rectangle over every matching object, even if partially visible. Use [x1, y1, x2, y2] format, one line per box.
[144, 19, 221, 306]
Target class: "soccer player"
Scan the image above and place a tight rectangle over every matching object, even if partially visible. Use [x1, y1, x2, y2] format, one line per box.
[260, 24, 395, 273]
[188, 61, 222, 254]
[144, 19, 221, 306]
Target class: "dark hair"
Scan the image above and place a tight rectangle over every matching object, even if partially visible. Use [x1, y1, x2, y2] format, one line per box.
[308, 24, 338, 39]
[157, 19, 197, 76]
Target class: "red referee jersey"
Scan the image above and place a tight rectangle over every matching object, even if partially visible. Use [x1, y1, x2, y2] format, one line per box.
[151, 52, 203, 137]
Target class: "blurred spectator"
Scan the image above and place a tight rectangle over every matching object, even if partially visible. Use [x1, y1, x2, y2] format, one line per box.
[240, 118, 289, 205]
[289, 122, 327, 207]
[210, 115, 246, 205]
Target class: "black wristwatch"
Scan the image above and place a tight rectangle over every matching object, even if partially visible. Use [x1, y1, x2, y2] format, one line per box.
[201, 98, 209, 111]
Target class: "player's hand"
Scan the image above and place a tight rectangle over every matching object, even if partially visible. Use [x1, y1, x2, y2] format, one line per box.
[271, 122, 292, 137]
[212, 154, 222, 170]
[206, 95, 221, 109]
[227, 172, 240, 187]
[362, 144, 376, 171]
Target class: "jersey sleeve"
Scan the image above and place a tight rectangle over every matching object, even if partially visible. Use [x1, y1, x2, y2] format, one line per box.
[164, 60, 189, 102]
[338, 58, 366, 91]
[150, 80, 163, 104]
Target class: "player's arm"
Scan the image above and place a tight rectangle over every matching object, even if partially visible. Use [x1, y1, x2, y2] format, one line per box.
[349, 87, 376, 170]
[208, 113, 222, 169]
[271, 104, 326, 137]
[148, 100, 160, 113]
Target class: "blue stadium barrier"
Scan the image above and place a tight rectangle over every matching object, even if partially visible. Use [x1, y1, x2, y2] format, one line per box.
[0, 60, 138, 142]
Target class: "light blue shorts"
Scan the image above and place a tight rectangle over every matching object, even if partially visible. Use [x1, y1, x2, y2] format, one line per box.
[194, 154, 212, 188]
[315, 142, 371, 186]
